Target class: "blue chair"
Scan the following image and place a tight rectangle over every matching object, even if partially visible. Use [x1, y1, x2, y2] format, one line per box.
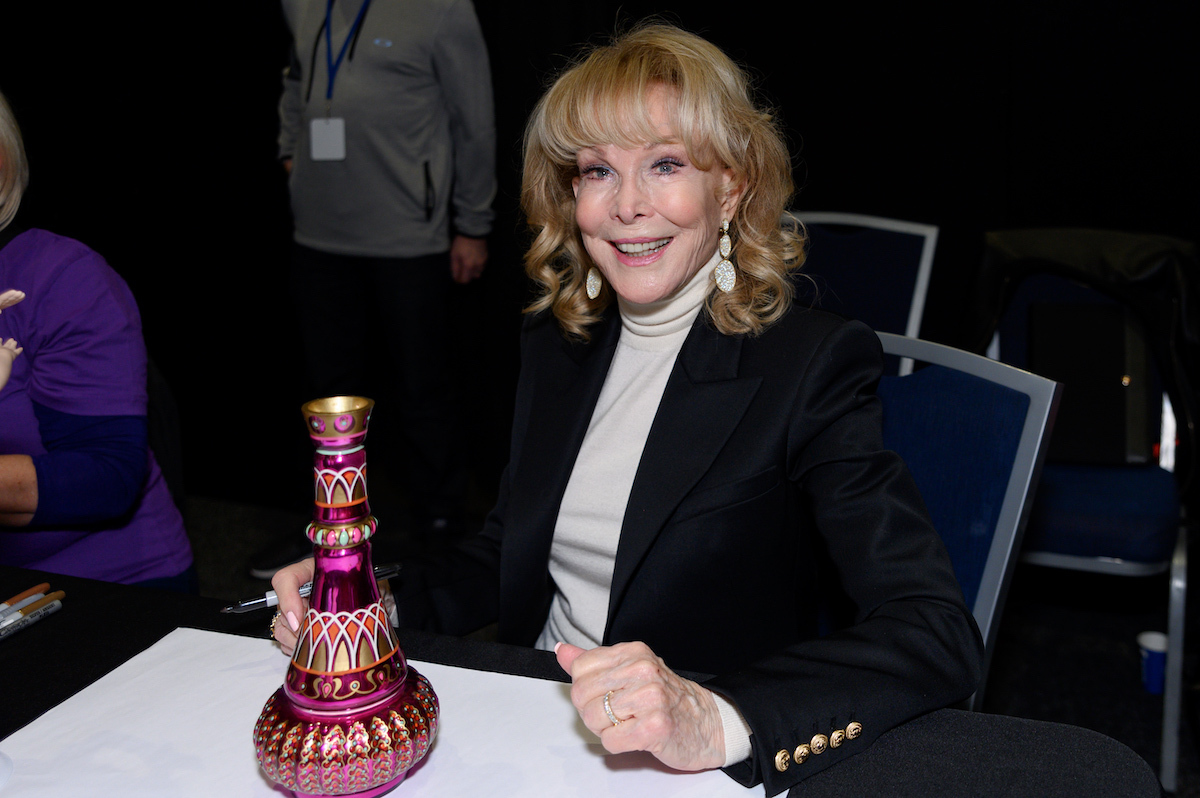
[875, 332, 1061, 710]
[789, 211, 939, 375]
[970, 228, 1196, 792]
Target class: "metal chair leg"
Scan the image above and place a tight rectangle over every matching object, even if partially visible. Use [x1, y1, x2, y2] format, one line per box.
[1161, 524, 1186, 792]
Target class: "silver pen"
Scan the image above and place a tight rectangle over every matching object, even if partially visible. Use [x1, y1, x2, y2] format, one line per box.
[220, 562, 402, 614]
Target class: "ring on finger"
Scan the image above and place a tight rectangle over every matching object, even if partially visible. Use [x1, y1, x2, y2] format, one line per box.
[269, 611, 282, 638]
[603, 690, 623, 726]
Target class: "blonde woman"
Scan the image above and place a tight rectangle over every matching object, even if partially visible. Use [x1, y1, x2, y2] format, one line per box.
[273, 24, 981, 793]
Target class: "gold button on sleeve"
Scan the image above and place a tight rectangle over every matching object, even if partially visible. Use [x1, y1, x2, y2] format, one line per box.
[830, 728, 845, 748]
[793, 743, 811, 764]
[810, 733, 828, 755]
[846, 721, 863, 740]
[774, 749, 791, 772]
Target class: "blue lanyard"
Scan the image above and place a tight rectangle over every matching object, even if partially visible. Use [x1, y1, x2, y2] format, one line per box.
[324, 0, 372, 102]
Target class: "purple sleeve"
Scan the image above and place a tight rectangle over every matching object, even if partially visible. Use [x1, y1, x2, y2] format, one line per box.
[29, 402, 149, 527]
[24, 237, 147, 417]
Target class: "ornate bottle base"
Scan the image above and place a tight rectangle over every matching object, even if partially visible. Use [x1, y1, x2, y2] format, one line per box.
[254, 667, 438, 797]
[293, 775, 405, 798]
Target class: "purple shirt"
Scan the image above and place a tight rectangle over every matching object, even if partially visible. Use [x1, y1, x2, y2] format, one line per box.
[0, 229, 192, 582]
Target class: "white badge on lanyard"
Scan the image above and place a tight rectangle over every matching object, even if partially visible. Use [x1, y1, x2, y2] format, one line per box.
[310, 0, 370, 163]
[310, 117, 346, 161]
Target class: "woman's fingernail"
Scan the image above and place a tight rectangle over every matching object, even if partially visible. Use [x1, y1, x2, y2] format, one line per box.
[286, 611, 299, 632]
[554, 641, 563, 654]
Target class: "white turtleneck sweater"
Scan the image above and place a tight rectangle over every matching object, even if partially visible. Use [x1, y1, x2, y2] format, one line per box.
[534, 252, 752, 766]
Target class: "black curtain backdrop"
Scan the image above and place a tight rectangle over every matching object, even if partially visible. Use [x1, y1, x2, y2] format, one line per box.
[1, 1, 1195, 505]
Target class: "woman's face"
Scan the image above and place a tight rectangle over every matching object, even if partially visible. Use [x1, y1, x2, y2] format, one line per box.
[571, 89, 741, 305]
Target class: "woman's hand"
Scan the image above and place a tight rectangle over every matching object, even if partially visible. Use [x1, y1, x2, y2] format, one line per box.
[0, 289, 25, 313]
[555, 640, 725, 772]
[270, 557, 314, 655]
[0, 338, 22, 391]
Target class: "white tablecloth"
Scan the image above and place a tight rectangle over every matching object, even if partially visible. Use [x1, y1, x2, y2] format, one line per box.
[0, 628, 751, 797]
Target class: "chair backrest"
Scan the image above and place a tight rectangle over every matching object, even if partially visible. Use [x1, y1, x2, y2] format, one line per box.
[876, 332, 1060, 707]
[993, 272, 1162, 467]
[970, 228, 1200, 501]
[790, 212, 938, 374]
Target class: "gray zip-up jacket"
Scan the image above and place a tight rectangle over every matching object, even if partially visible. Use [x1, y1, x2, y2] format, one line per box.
[279, 0, 496, 257]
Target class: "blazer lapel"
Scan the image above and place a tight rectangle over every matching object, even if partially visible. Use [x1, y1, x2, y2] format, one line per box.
[605, 318, 763, 637]
[502, 312, 621, 636]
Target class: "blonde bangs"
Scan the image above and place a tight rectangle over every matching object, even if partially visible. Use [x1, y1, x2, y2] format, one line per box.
[538, 77, 660, 161]
[532, 31, 734, 172]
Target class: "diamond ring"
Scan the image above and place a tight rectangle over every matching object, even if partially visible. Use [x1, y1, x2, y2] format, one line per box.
[603, 690, 623, 726]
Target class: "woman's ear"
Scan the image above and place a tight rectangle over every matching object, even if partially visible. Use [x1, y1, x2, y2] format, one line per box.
[719, 168, 744, 220]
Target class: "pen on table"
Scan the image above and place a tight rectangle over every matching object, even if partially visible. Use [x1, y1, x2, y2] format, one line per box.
[0, 590, 66, 630]
[0, 598, 64, 641]
[0, 582, 50, 618]
[220, 562, 402, 614]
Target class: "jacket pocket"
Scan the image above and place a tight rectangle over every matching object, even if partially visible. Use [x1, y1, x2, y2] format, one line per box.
[668, 466, 782, 526]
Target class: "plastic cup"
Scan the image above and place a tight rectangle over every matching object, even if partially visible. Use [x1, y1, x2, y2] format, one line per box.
[1137, 631, 1168, 695]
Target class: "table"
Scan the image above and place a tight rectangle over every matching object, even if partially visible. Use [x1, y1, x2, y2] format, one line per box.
[0, 564, 1164, 796]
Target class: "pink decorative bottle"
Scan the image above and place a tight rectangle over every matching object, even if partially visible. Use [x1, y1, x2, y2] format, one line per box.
[254, 396, 438, 797]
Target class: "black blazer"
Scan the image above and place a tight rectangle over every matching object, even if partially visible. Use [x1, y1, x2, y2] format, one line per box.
[397, 305, 983, 795]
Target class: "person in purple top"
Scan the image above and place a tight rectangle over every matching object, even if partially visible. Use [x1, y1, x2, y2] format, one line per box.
[0, 90, 194, 587]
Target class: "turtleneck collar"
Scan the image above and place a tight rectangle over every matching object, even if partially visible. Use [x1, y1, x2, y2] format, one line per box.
[616, 250, 719, 340]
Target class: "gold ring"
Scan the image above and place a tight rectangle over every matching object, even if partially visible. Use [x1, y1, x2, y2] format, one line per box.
[269, 611, 282, 638]
[603, 690, 622, 726]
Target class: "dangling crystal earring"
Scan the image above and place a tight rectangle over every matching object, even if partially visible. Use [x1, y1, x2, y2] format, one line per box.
[586, 266, 602, 300]
[715, 220, 736, 293]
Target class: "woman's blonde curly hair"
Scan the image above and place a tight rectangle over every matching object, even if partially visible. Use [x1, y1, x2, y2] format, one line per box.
[0, 90, 30, 233]
[521, 23, 805, 340]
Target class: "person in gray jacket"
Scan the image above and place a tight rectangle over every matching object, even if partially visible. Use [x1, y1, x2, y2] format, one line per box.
[260, 0, 496, 573]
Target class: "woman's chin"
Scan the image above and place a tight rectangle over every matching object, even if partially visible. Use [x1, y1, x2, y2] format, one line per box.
[606, 272, 692, 306]
[613, 286, 673, 306]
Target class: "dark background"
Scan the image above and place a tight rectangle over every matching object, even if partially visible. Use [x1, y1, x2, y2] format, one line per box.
[1, 1, 1195, 509]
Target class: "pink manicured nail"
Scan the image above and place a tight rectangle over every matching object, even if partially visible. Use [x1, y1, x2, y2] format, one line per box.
[554, 641, 563, 654]
[286, 611, 299, 632]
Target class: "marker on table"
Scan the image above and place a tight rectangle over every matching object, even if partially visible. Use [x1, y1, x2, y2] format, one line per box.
[0, 598, 64, 641]
[0, 583, 50, 618]
[0, 591, 65, 627]
[220, 562, 402, 614]
[0, 592, 46, 621]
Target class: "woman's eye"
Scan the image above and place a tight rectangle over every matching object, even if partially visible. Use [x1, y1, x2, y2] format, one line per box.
[581, 165, 611, 179]
[653, 159, 683, 175]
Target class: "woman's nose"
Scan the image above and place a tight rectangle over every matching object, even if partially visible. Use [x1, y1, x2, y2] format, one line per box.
[613, 177, 648, 224]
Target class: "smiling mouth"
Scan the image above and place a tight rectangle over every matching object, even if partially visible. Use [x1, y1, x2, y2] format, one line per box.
[614, 238, 672, 255]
